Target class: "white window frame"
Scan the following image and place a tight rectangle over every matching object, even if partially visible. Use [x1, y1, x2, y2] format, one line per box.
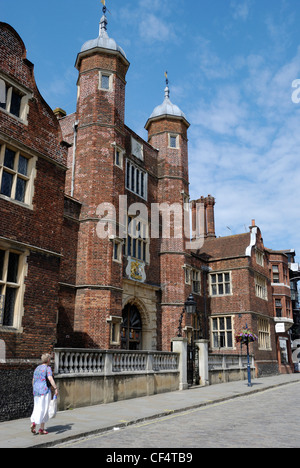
[125, 215, 149, 263]
[168, 133, 179, 149]
[125, 159, 148, 200]
[113, 145, 124, 169]
[211, 315, 234, 349]
[210, 271, 232, 297]
[0, 143, 37, 208]
[99, 70, 113, 92]
[255, 249, 264, 267]
[192, 269, 201, 295]
[0, 75, 32, 124]
[255, 274, 268, 300]
[112, 237, 123, 263]
[184, 265, 191, 285]
[258, 318, 271, 350]
[0, 246, 27, 330]
[272, 265, 280, 284]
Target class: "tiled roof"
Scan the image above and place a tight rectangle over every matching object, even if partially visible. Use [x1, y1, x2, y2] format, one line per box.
[199, 233, 251, 259]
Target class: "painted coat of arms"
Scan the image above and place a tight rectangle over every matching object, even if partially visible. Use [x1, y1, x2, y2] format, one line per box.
[126, 258, 146, 283]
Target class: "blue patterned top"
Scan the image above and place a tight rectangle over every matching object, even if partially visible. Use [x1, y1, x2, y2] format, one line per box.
[33, 364, 52, 396]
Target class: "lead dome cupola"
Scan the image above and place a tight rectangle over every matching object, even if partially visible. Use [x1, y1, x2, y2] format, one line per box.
[80, 7, 126, 59]
[145, 74, 189, 129]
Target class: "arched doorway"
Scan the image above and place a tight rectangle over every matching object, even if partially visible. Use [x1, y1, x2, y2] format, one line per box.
[121, 304, 142, 350]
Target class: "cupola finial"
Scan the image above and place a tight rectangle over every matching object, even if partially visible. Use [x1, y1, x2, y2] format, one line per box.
[164, 71, 170, 99]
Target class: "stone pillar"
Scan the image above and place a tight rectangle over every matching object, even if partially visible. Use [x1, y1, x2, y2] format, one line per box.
[172, 337, 188, 390]
[195, 339, 209, 386]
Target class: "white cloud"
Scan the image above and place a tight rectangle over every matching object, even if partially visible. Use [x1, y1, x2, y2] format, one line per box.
[187, 41, 300, 257]
[230, 0, 253, 21]
[138, 13, 174, 43]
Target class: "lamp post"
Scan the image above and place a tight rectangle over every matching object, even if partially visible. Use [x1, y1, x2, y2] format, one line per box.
[236, 323, 257, 387]
[177, 294, 197, 337]
[245, 336, 252, 388]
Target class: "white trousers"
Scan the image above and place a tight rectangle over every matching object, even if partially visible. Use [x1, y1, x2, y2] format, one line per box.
[30, 392, 51, 425]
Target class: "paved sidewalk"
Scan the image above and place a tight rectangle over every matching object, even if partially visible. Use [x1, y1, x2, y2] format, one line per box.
[1, 373, 300, 448]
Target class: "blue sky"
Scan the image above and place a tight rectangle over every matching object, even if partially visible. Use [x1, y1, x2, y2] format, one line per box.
[2, 0, 300, 261]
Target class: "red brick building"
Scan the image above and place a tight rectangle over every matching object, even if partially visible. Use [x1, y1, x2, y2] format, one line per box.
[0, 12, 297, 419]
[267, 249, 295, 373]
[0, 23, 68, 420]
[54, 11, 282, 378]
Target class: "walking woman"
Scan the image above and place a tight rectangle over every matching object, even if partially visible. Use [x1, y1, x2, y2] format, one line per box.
[30, 353, 58, 435]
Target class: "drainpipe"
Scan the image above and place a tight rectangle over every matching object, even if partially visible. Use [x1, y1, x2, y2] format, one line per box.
[71, 121, 79, 198]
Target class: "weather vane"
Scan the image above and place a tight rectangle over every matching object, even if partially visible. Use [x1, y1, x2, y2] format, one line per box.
[165, 71, 169, 86]
[101, 0, 111, 15]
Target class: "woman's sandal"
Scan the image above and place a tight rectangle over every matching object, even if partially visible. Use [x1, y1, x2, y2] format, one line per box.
[31, 423, 36, 434]
[39, 429, 48, 435]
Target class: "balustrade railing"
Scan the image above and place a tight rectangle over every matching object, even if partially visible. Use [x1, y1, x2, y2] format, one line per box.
[54, 348, 179, 376]
[208, 353, 254, 371]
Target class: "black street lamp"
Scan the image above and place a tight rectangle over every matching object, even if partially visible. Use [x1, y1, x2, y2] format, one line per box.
[177, 294, 197, 337]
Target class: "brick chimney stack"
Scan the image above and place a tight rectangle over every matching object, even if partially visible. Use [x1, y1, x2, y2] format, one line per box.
[191, 195, 216, 240]
[206, 194, 216, 238]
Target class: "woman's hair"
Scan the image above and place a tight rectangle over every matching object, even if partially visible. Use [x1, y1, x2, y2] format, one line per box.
[41, 353, 51, 364]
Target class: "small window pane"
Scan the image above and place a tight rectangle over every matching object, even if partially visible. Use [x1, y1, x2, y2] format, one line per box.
[113, 243, 118, 260]
[226, 317, 232, 329]
[0, 250, 5, 280]
[15, 178, 26, 202]
[170, 136, 177, 148]
[101, 75, 110, 90]
[4, 148, 16, 169]
[126, 160, 130, 188]
[141, 172, 144, 198]
[18, 155, 28, 176]
[7, 253, 19, 283]
[10, 89, 22, 117]
[131, 166, 135, 191]
[115, 150, 120, 166]
[132, 238, 136, 258]
[0, 79, 7, 109]
[136, 169, 140, 194]
[3, 287, 16, 326]
[1, 171, 13, 197]
[213, 332, 218, 347]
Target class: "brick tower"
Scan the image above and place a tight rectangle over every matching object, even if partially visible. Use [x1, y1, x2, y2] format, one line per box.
[145, 78, 191, 349]
[71, 7, 130, 347]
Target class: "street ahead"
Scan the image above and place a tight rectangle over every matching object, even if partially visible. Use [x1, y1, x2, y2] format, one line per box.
[56, 381, 300, 449]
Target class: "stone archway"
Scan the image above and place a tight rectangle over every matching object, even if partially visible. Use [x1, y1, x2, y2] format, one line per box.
[121, 303, 142, 350]
[122, 279, 159, 350]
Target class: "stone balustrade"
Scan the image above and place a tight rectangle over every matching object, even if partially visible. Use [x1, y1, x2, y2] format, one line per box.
[54, 348, 179, 376]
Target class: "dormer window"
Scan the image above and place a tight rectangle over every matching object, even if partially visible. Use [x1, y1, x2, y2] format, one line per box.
[0, 76, 31, 124]
[0, 143, 36, 207]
